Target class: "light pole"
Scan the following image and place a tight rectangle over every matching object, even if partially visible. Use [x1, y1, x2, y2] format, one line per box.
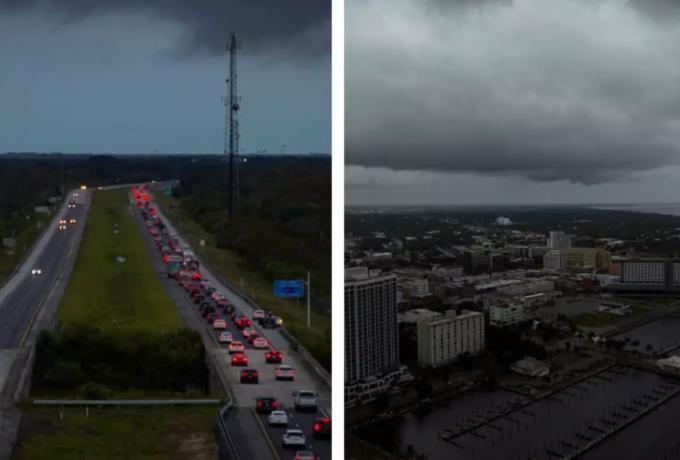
[307, 271, 311, 328]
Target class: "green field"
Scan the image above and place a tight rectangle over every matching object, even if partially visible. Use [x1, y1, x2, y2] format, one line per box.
[57, 189, 181, 333]
[155, 193, 331, 370]
[0, 211, 51, 284]
[13, 406, 217, 460]
[573, 306, 648, 328]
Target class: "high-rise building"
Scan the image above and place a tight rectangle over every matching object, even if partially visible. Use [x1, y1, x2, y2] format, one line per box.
[345, 267, 399, 385]
[547, 231, 572, 250]
[416, 309, 485, 367]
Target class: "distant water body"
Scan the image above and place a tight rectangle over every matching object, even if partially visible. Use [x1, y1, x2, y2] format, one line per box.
[591, 203, 680, 217]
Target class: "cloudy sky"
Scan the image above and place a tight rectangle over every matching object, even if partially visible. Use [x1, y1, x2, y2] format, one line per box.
[346, 0, 680, 205]
[0, 1, 330, 154]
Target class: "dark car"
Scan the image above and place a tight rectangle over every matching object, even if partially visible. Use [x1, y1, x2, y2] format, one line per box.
[240, 368, 259, 384]
[265, 350, 283, 364]
[313, 416, 331, 439]
[255, 397, 278, 414]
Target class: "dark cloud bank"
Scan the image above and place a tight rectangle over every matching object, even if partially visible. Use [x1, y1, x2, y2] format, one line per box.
[0, 0, 330, 58]
[346, 0, 680, 186]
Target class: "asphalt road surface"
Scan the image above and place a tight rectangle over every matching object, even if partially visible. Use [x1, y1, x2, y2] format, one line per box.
[0, 190, 87, 349]
[136, 191, 331, 460]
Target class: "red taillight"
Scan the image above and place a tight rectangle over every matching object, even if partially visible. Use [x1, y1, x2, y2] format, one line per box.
[314, 423, 320, 432]
[257, 401, 263, 407]
[272, 401, 278, 408]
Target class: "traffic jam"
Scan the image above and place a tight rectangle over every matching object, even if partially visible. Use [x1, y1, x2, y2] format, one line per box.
[132, 185, 330, 459]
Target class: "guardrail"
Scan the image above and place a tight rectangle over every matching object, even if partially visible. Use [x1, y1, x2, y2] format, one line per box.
[215, 400, 241, 460]
[32, 399, 220, 406]
[152, 199, 332, 389]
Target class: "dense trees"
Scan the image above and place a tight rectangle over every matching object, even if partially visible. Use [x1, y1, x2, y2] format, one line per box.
[32, 327, 208, 397]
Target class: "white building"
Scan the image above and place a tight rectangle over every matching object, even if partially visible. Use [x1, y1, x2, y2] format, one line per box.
[489, 303, 524, 326]
[511, 357, 550, 377]
[345, 267, 399, 395]
[547, 231, 572, 250]
[621, 260, 666, 286]
[496, 216, 512, 226]
[416, 310, 485, 367]
[657, 356, 680, 373]
[543, 250, 567, 272]
[398, 308, 441, 324]
[402, 278, 430, 297]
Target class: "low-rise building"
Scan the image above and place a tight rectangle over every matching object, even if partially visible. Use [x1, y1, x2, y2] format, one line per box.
[416, 309, 485, 367]
[657, 356, 680, 373]
[511, 357, 550, 377]
[489, 303, 524, 326]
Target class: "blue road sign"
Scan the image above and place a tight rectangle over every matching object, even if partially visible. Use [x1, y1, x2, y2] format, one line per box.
[274, 280, 305, 298]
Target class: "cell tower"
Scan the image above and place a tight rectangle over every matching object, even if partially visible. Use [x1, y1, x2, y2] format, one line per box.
[225, 33, 241, 223]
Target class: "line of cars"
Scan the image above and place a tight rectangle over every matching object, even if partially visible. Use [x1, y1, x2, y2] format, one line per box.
[132, 185, 329, 458]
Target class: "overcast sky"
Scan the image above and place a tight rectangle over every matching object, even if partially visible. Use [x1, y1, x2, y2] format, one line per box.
[346, 0, 680, 205]
[0, 1, 330, 154]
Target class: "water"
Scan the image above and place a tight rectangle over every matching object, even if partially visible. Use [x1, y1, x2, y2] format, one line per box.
[359, 367, 680, 460]
[614, 317, 680, 354]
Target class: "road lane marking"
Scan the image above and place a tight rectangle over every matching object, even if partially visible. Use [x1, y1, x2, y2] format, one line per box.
[251, 407, 281, 460]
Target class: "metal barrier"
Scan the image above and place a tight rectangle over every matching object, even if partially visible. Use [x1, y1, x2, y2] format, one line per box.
[154, 203, 332, 388]
[215, 401, 241, 460]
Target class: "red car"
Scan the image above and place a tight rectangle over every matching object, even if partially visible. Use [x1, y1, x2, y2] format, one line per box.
[266, 350, 283, 364]
[235, 316, 252, 329]
[313, 417, 331, 439]
[231, 352, 248, 366]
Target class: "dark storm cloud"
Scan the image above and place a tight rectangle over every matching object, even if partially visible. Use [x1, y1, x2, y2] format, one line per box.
[346, 0, 680, 185]
[0, 0, 330, 58]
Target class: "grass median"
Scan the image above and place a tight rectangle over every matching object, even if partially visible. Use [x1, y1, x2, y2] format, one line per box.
[155, 193, 331, 371]
[14, 405, 217, 460]
[57, 189, 181, 333]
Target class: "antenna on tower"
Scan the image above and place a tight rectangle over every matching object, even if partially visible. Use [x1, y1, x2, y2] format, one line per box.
[225, 33, 241, 223]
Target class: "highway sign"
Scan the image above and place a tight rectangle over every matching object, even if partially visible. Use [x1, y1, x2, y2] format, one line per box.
[274, 280, 305, 298]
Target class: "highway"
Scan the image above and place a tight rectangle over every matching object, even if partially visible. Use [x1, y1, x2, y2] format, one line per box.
[0, 189, 88, 349]
[136, 189, 332, 460]
[0, 189, 89, 460]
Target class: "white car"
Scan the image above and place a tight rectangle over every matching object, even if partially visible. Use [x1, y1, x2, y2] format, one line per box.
[282, 429, 306, 449]
[268, 410, 289, 426]
[218, 331, 233, 344]
[213, 319, 227, 330]
[275, 365, 295, 381]
[253, 337, 269, 349]
[294, 390, 317, 412]
[31, 268, 42, 276]
[242, 327, 256, 338]
[228, 341, 245, 354]
[253, 309, 265, 320]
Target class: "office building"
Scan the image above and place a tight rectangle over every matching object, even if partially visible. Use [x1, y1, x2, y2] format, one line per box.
[345, 267, 399, 396]
[547, 231, 572, 250]
[489, 303, 524, 326]
[416, 309, 485, 367]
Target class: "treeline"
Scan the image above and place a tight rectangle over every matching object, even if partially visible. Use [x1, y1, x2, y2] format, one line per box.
[174, 155, 331, 307]
[32, 326, 209, 398]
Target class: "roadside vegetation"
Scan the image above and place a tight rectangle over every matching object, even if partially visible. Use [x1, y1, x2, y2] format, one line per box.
[0, 210, 50, 283]
[13, 405, 217, 460]
[155, 155, 331, 370]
